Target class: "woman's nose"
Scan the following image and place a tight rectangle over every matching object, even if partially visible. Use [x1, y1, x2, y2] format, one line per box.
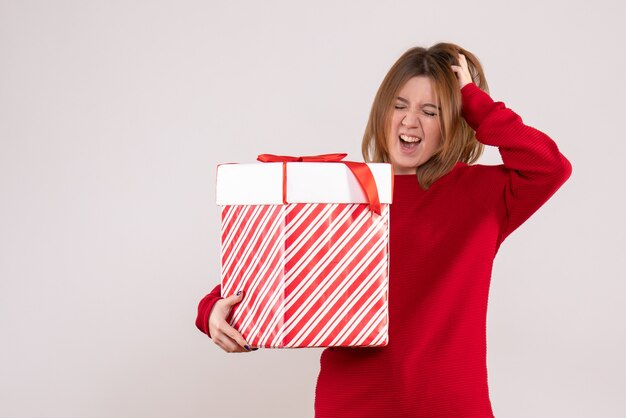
[401, 111, 421, 127]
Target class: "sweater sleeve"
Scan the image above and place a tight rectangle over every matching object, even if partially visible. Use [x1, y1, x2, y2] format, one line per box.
[195, 283, 222, 338]
[460, 82, 573, 246]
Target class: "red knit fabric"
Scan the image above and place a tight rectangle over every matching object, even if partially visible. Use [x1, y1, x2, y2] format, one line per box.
[196, 82, 572, 417]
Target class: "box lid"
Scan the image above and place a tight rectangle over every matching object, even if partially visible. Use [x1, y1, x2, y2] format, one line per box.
[216, 162, 393, 205]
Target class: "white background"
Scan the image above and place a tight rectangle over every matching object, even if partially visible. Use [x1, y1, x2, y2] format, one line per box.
[1, 1, 624, 417]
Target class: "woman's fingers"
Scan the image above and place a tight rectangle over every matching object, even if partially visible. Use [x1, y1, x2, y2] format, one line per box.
[208, 291, 244, 335]
[221, 321, 252, 352]
[215, 333, 248, 353]
[208, 290, 257, 353]
[451, 52, 472, 89]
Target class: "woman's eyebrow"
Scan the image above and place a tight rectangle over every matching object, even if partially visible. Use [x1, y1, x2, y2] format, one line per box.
[396, 96, 440, 109]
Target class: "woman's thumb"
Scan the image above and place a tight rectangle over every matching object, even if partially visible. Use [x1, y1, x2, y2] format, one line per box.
[225, 290, 245, 306]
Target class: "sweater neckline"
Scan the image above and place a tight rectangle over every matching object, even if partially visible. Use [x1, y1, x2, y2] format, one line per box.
[392, 161, 467, 191]
[393, 161, 466, 179]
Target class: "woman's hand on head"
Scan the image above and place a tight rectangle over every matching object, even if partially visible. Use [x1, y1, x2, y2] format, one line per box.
[208, 291, 256, 353]
[451, 52, 473, 89]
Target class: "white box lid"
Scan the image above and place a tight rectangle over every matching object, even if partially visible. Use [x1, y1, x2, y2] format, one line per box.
[216, 162, 393, 205]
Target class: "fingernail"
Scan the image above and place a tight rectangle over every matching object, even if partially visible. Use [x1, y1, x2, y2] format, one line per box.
[236, 290, 242, 296]
[252, 348, 258, 351]
[244, 345, 250, 351]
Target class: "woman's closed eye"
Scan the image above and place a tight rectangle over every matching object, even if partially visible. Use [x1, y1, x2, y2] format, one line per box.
[394, 105, 437, 117]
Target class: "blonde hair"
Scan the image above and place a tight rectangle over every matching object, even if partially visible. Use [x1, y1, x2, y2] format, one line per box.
[361, 42, 489, 190]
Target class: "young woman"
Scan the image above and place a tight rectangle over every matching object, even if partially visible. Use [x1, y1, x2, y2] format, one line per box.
[196, 42, 572, 417]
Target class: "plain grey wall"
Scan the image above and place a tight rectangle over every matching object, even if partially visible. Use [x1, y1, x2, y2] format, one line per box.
[1, 1, 624, 417]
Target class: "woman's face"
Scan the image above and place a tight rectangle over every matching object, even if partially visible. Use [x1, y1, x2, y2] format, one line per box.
[386, 76, 442, 174]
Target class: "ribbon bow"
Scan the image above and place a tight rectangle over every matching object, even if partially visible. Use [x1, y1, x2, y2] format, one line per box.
[257, 153, 382, 215]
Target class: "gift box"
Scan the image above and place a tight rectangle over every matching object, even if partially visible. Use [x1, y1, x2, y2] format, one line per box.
[216, 153, 393, 348]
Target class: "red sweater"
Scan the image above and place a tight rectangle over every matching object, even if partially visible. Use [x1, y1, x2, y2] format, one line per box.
[196, 83, 572, 417]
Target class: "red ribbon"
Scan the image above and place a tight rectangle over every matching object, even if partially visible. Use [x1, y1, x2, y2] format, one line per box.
[256, 153, 382, 215]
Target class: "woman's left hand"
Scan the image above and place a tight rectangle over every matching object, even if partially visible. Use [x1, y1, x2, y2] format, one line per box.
[451, 53, 473, 89]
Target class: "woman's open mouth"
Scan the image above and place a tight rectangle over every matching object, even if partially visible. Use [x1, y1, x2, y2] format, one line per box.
[399, 134, 422, 152]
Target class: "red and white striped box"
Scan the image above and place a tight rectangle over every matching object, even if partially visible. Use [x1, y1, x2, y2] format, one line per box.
[216, 155, 393, 348]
